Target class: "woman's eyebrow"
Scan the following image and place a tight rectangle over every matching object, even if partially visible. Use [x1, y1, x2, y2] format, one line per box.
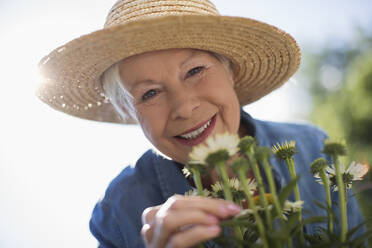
[179, 51, 204, 67]
[129, 79, 158, 92]
[129, 52, 206, 92]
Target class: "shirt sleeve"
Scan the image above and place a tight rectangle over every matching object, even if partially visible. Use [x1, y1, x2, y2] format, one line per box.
[89, 200, 128, 248]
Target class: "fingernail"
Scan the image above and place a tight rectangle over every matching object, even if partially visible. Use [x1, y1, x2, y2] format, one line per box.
[218, 204, 229, 215]
[208, 225, 220, 233]
[207, 215, 218, 224]
[226, 203, 241, 212]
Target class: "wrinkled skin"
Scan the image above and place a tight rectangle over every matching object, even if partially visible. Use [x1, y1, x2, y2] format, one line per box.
[118, 48, 243, 247]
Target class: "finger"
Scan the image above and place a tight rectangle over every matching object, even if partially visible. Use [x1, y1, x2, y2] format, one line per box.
[165, 195, 241, 219]
[157, 209, 219, 235]
[141, 223, 153, 245]
[166, 225, 221, 248]
[142, 205, 161, 224]
[152, 209, 220, 247]
[145, 210, 215, 246]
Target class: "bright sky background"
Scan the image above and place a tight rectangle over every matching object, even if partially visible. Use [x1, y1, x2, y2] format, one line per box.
[0, 1, 371, 247]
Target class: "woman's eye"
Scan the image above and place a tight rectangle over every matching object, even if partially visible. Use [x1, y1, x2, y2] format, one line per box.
[187, 66, 204, 78]
[141, 89, 158, 101]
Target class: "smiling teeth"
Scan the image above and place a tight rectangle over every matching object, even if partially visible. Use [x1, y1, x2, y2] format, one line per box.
[180, 119, 212, 140]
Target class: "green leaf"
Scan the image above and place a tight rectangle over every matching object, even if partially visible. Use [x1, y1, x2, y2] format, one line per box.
[346, 221, 366, 240]
[313, 200, 328, 210]
[279, 175, 301, 205]
[219, 218, 255, 228]
[287, 212, 301, 230]
[349, 229, 372, 247]
[302, 216, 328, 226]
[312, 200, 336, 217]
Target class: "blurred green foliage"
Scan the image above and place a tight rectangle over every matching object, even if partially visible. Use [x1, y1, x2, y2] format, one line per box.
[299, 27, 372, 245]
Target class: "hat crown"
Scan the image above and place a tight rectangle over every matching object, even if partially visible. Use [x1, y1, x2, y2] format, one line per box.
[104, 0, 219, 28]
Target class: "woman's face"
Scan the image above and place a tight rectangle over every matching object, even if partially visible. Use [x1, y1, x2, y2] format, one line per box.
[118, 49, 241, 164]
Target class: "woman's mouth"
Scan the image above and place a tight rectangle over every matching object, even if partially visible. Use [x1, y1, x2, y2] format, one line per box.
[174, 114, 216, 147]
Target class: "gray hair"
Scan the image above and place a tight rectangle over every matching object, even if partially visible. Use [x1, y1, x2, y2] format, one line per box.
[101, 51, 234, 122]
[101, 62, 138, 122]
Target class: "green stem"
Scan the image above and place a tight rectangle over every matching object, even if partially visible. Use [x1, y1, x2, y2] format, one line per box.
[191, 168, 204, 197]
[285, 157, 305, 246]
[262, 158, 284, 221]
[248, 149, 272, 230]
[216, 162, 233, 202]
[285, 158, 302, 207]
[319, 169, 333, 233]
[262, 158, 293, 248]
[216, 161, 243, 246]
[237, 169, 268, 248]
[333, 155, 347, 243]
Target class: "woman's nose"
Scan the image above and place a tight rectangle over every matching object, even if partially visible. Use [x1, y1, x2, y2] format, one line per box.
[170, 87, 200, 120]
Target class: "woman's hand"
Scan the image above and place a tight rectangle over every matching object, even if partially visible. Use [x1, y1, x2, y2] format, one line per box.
[141, 195, 241, 248]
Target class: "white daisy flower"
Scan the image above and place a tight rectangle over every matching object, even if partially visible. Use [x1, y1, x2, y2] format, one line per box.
[206, 132, 239, 156]
[185, 188, 211, 197]
[189, 132, 239, 164]
[347, 161, 369, 180]
[242, 178, 257, 195]
[189, 144, 210, 164]
[313, 172, 329, 185]
[283, 200, 304, 212]
[211, 178, 256, 201]
[211, 181, 224, 193]
[325, 163, 344, 175]
[325, 161, 369, 191]
[182, 167, 191, 178]
[211, 178, 256, 193]
[236, 208, 255, 217]
[282, 200, 304, 220]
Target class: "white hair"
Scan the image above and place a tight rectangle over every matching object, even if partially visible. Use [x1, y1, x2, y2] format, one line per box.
[101, 51, 234, 123]
[101, 62, 138, 122]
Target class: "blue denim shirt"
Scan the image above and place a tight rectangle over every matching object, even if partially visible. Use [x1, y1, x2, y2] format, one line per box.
[89, 111, 365, 247]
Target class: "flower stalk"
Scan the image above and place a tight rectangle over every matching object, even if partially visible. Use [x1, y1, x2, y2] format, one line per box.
[256, 147, 283, 221]
[215, 161, 244, 246]
[285, 158, 302, 211]
[256, 147, 293, 248]
[311, 158, 334, 233]
[215, 160, 234, 203]
[323, 140, 348, 243]
[239, 137, 273, 230]
[184, 133, 370, 246]
[206, 150, 244, 245]
[272, 141, 305, 245]
[231, 157, 269, 248]
[333, 157, 347, 243]
[320, 171, 334, 231]
[250, 154, 273, 228]
[191, 168, 204, 197]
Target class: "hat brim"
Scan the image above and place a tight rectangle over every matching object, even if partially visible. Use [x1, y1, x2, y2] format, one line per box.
[37, 15, 300, 124]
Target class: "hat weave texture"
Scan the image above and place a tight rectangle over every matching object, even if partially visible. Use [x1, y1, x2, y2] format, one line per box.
[37, 0, 301, 124]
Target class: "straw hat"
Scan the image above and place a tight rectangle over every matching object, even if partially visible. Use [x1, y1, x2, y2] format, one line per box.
[37, 0, 301, 124]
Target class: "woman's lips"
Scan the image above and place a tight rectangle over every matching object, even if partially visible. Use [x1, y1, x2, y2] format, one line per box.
[174, 114, 216, 147]
[178, 116, 213, 136]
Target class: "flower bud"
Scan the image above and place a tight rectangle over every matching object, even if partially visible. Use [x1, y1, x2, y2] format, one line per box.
[310, 158, 329, 175]
[272, 140, 297, 161]
[323, 139, 347, 156]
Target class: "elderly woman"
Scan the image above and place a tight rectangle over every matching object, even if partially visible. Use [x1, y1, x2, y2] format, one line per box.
[37, 0, 365, 247]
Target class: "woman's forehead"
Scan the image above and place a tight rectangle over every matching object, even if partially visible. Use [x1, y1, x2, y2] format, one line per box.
[118, 48, 216, 83]
[119, 48, 212, 68]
